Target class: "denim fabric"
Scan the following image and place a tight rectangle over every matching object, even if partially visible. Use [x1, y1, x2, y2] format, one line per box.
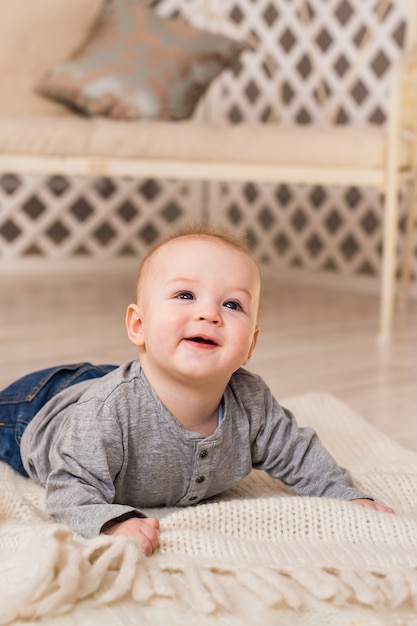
[0, 363, 117, 476]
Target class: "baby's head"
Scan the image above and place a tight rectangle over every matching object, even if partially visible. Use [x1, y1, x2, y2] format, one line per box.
[126, 224, 261, 386]
[135, 224, 260, 304]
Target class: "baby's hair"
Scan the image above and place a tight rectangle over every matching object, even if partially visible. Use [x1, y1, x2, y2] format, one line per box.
[134, 222, 256, 299]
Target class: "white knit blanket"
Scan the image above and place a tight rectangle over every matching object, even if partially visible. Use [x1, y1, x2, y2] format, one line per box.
[1, 393, 417, 626]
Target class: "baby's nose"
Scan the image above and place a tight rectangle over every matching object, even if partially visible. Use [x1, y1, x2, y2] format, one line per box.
[196, 304, 220, 323]
[199, 314, 219, 324]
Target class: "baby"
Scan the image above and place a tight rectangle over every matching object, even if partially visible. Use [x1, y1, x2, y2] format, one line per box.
[0, 224, 394, 556]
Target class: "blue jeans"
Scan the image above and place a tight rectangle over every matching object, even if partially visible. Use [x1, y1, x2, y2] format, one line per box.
[0, 362, 117, 476]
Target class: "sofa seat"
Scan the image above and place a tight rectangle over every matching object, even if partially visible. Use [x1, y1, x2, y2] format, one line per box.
[0, 117, 410, 182]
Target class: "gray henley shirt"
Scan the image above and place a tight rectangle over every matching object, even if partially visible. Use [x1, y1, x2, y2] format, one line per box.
[21, 360, 369, 538]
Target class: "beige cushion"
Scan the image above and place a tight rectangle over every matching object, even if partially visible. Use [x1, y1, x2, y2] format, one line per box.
[36, 0, 245, 121]
[0, 0, 106, 115]
[88, 123, 403, 170]
[0, 118, 410, 171]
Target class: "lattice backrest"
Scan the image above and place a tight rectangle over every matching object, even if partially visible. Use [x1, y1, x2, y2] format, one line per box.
[398, 44, 417, 137]
[155, 0, 413, 127]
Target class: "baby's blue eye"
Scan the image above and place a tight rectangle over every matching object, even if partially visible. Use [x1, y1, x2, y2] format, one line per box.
[177, 291, 194, 300]
[223, 300, 241, 311]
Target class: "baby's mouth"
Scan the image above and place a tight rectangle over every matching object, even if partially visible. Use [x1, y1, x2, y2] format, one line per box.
[187, 336, 217, 346]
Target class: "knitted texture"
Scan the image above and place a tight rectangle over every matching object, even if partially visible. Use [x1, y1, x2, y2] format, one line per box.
[1, 392, 417, 626]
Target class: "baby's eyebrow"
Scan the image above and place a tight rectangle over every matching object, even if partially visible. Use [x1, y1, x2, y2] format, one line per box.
[166, 278, 255, 300]
[223, 290, 254, 304]
[165, 277, 196, 288]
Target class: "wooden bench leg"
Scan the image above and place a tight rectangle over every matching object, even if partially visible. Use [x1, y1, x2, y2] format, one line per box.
[378, 175, 400, 344]
[399, 179, 417, 310]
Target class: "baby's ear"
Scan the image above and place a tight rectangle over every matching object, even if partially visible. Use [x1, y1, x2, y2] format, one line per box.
[125, 303, 145, 347]
[243, 326, 259, 365]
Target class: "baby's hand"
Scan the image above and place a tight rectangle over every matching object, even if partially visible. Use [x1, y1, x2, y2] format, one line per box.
[103, 517, 160, 556]
[352, 498, 395, 514]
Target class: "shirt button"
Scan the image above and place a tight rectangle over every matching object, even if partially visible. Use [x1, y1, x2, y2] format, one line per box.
[196, 475, 206, 484]
[199, 450, 208, 459]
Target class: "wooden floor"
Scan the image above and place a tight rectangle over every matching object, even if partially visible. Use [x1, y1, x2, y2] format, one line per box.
[1, 269, 416, 452]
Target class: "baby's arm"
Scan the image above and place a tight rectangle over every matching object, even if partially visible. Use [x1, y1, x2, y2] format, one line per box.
[250, 386, 393, 506]
[352, 499, 395, 514]
[101, 516, 160, 556]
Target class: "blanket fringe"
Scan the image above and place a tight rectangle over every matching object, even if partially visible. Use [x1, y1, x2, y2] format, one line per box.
[82, 536, 140, 604]
[152, 562, 417, 615]
[140, 560, 417, 616]
[4, 544, 417, 624]
[2, 530, 417, 624]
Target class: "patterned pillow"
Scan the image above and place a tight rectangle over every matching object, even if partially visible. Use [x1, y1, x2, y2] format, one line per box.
[37, 0, 245, 121]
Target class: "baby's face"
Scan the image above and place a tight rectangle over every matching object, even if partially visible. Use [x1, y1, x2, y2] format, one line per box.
[132, 236, 260, 388]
